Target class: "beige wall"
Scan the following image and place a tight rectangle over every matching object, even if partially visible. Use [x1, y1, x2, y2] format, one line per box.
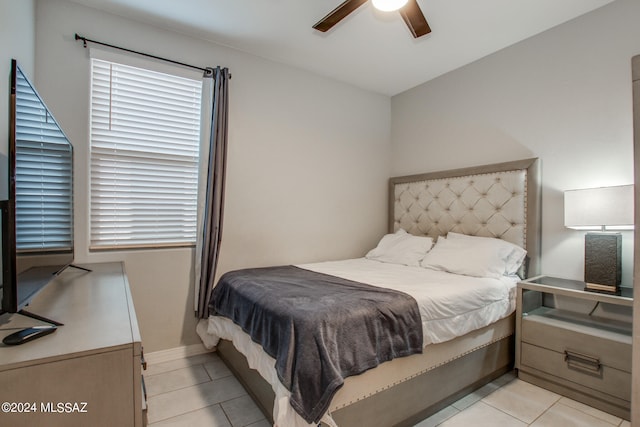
[34, 0, 391, 351]
[0, 0, 35, 200]
[391, 0, 640, 286]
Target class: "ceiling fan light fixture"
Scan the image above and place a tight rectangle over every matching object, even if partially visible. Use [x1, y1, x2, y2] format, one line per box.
[372, 0, 408, 12]
[313, 0, 430, 38]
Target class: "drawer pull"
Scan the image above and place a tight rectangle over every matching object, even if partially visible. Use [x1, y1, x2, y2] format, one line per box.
[564, 350, 601, 374]
[141, 347, 147, 370]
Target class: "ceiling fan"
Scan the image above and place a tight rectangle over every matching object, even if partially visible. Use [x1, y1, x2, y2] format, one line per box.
[313, 0, 431, 38]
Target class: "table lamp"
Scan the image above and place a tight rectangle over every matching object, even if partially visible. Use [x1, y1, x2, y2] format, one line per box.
[564, 185, 634, 294]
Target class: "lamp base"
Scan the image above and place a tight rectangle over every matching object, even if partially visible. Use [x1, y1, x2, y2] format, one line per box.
[584, 282, 621, 295]
[584, 232, 621, 293]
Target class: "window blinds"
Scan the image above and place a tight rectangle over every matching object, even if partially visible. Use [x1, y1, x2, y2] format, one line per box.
[89, 59, 203, 249]
[15, 68, 73, 252]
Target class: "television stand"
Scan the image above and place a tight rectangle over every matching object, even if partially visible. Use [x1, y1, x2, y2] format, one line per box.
[0, 262, 145, 427]
[50, 264, 93, 277]
[17, 308, 63, 326]
[67, 264, 92, 273]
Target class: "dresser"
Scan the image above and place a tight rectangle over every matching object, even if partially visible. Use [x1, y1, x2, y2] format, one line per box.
[0, 262, 146, 427]
[516, 275, 632, 420]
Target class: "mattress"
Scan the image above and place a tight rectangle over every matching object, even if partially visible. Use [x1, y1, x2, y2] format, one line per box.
[197, 258, 518, 427]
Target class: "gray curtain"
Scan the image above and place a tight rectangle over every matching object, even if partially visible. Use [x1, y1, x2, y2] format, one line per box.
[196, 66, 230, 319]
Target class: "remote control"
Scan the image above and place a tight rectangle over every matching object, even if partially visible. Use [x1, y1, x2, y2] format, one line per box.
[2, 326, 57, 345]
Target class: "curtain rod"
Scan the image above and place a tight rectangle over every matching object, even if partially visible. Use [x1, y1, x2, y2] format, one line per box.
[74, 33, 210, 74]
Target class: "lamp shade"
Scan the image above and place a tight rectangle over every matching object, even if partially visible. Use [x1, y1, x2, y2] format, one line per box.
[372, 0, 408, 12]
[564, 185, 634, 230]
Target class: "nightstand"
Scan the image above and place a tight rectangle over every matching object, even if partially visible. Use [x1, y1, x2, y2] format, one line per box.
[515, 275, 632, 420]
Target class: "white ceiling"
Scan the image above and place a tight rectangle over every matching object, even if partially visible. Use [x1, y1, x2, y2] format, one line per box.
[68, 0, 616, 96]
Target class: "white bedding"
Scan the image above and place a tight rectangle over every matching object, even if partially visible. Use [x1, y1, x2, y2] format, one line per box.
[197, 258, 518, 427]
[299, 258, 518, 345]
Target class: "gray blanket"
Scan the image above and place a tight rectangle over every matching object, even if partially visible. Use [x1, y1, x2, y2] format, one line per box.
[209, 265, 423, 423]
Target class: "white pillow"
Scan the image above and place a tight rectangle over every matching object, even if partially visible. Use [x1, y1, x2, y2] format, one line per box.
[420, 232, 527, 278]
[366, 229, 434, 267]
[446, 232, 527, 274]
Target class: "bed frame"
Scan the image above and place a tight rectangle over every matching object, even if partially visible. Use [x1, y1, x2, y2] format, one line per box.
[216, 158, 541, 426]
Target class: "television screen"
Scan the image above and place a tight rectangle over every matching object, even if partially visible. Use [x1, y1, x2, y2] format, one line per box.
[1, 59, 74, 317]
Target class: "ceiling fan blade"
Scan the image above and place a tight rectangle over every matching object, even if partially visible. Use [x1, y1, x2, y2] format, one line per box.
[313, 0, 369, 32]
[399, 0, 431, 38]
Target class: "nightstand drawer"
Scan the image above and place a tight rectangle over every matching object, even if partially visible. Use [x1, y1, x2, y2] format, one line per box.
[521, 314, 631, 373]
[520, 343, 630, 401]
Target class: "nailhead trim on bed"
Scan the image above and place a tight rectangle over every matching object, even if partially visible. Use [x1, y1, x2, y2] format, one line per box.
[331, 330, 512, 409]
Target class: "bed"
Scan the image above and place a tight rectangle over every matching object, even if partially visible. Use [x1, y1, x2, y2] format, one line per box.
[197, 158, 541, 427]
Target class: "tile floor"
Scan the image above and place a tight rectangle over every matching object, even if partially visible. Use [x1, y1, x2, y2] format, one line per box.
[145, 352, 630, 427]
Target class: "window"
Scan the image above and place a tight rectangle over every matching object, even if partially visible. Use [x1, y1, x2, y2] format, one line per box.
[89, 58, 203, 249]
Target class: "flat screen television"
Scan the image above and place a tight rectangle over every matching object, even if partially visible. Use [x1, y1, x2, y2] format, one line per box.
[1, 59, 77, 324]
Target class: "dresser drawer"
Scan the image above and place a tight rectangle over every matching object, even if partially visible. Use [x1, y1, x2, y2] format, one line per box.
[520, 343, 630, 401]
[521, 314, 631, 373]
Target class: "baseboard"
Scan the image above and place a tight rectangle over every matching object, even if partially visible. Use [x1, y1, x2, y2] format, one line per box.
[145, 342, 211, 365]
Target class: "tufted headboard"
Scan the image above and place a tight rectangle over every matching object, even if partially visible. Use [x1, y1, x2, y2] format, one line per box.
[389, 158, 541, 277]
